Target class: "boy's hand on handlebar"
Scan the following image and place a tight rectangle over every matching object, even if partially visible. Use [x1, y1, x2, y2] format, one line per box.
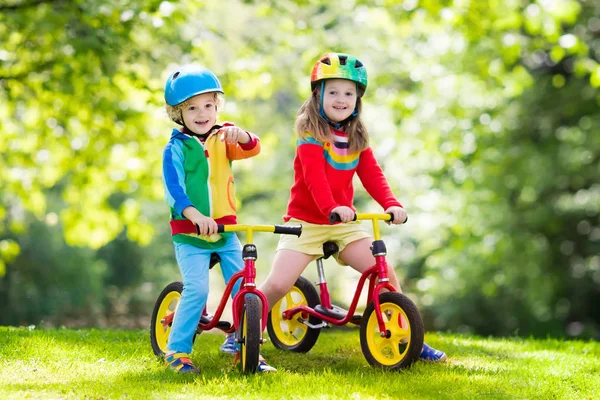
[385, 206, 407, 225]
[183, 206, 218, 235]
[331, 206, 355, 223]
[195, 216, 218, 236]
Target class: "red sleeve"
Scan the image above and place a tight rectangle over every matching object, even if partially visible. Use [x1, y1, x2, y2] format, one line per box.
[297, 142, 339, 216]
[239, 132, 259, 150]
[356, 147, 402, 209]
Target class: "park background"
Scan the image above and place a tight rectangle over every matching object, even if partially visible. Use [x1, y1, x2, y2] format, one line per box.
[1, 0, 599, 342]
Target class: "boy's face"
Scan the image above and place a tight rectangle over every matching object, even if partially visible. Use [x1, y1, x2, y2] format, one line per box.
[322, 79, 357, 123]
[181, 92, 217, 135]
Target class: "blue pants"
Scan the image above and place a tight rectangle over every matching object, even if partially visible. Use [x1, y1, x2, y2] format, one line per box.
[167, 234, 243, 354]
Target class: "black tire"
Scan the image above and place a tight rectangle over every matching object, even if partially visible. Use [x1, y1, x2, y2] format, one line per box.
[150, 281, 198, 357]
[267, 276, 321, 353]
[360, 292, 424, 370]
[238, 293, 261, 374]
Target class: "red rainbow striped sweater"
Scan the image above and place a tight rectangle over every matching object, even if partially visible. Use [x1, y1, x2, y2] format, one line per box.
[284, 128, 402, 224]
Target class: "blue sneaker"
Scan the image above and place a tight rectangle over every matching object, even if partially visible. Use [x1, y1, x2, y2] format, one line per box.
[232, 352, 277, 373]
[420, 343, 447, 362]
[257, 360, 277, 373]
[220, 334, 238, 354]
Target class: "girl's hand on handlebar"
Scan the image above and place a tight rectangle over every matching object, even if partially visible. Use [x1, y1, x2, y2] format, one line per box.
[331, 206, 355, 223]
[385, 206, 407, 225]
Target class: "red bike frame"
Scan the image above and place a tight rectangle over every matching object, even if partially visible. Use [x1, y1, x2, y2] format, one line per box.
[281, 213, 398, 335]
[162, 224, 301, 334]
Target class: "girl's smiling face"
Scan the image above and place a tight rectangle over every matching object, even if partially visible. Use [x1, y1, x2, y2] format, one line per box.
[322, 79, 357, 123]
[181, 92, 217, 135]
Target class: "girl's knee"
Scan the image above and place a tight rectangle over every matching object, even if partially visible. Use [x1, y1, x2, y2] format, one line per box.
[273, 282, 292, 299]
[261, 279, 291, 303]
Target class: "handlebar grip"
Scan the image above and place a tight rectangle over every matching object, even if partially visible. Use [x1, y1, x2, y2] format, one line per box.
[217, 224, 225, 233]
[387, 212, 408, 224]
[329, 212, 357, 224]
[328, 213, 340, 224]
[274, 224, 302, 237]
[329, 212, 408, 224]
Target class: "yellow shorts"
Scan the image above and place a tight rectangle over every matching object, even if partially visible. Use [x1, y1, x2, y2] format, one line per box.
[276, 218, 371, 265]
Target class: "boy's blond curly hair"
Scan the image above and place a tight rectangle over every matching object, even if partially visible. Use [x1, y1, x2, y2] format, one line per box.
[166, 92, 224, 125]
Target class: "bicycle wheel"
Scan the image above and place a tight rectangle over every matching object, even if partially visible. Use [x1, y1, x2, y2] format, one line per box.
[267, 276, 321, 353]
[238, 293, 261, 374]
[150, 281, 198, 357]
[360, 292, 424, 370]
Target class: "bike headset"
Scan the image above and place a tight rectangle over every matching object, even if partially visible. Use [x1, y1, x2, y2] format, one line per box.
[310, 52, 368, 129]
[164, 65, 224, 131]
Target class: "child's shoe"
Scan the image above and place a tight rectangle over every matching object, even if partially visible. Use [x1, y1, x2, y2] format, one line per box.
[420, 343, 447, 362]
[233, 352, 277, 373]
[165, 352, 200, 373]
[257, 360, 277, 373]
[220, 333, 238, 354]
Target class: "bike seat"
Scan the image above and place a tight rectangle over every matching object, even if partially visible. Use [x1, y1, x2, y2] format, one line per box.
[322, 241, 339, 259]
[209, 253, 220, 269]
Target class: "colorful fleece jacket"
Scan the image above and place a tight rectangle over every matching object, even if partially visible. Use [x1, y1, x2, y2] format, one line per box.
[162, 123, 260, 248]
[284, 128, 402, 224]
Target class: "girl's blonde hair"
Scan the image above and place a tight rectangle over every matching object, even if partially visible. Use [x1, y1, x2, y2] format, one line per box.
[294, 89, 369, 153]
[166, 92, 223, 125]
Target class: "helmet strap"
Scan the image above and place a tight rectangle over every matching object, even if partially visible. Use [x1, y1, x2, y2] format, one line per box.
[176, 103, 218, 128]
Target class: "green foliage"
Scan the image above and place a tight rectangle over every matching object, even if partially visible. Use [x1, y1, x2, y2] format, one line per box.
[0, 218, 105, 326]
[1, 0, 599, 339]
[389, 0, 600, 340]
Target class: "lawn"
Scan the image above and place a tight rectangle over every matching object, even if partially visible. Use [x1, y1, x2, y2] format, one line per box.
[1, 326, 598, 399]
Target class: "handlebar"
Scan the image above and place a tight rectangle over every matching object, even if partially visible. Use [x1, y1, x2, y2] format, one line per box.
[273, 225, 303, 236]
[329, 212, 407, 224]
[329, 212, 406, 241]
[194, 223, 302, 243]
[216, 224, 302, 237]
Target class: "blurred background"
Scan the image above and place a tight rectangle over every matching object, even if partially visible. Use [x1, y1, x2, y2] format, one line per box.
[1, 0, 599, 340]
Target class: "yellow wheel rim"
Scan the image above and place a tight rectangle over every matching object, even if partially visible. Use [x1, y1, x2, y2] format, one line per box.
[154, 291, 181, 354]
[270, 287, 310, 347]
[365, 301, 412, 366]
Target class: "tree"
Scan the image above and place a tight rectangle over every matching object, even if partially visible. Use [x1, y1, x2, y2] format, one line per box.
[1, 0, 598, 337]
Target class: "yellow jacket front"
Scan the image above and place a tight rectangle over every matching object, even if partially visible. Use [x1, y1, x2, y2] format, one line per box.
[162, 123, 260, 248]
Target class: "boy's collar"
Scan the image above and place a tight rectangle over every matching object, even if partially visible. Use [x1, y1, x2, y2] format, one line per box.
[182, 125, 222, 139]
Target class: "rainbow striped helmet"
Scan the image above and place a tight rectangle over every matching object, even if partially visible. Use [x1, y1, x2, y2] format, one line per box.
[310, 53, 368, 93]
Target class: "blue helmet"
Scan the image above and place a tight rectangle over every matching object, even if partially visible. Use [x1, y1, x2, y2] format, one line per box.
[164, 65, 224, 106]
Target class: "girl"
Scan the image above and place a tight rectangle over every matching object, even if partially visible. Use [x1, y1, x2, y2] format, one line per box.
[258, 53, 446, 363]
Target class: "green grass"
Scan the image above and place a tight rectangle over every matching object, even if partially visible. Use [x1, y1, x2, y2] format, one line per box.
[1, 326, 598, 399]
